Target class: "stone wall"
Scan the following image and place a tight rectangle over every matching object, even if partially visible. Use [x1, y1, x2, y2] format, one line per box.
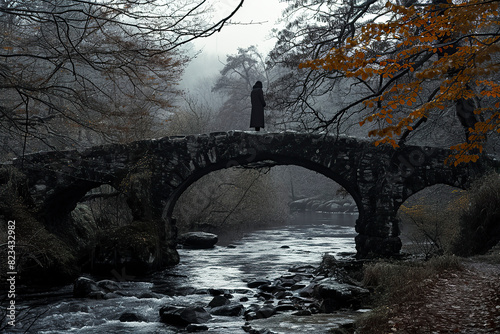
[8, 131, 499, 268]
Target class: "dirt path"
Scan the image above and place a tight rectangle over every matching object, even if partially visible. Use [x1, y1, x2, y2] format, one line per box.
[387, 261, 500, 333]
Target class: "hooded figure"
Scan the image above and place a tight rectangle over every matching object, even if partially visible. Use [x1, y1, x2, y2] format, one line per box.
[250, 81, 266, 131]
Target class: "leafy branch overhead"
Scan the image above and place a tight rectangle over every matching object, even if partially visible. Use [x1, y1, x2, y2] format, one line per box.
[0, 0, 244, 157]
[297, 0, 500, 165]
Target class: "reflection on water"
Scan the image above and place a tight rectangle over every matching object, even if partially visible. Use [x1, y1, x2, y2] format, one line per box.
[7, 212, 358, 333]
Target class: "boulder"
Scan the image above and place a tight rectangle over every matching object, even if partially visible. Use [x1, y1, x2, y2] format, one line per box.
[73, 277, 103, 298]
[159, 306, 212, 326]
[210, 303, 244, 316]
[313, 278, 370, 311]
[178, 232, 218, 249]
[298, 283, 316, 297]
[256, 305, 277, 319]
[96, 279, 120, 292]
[247, 279, 272, 288]
[208, 295, 231, 308]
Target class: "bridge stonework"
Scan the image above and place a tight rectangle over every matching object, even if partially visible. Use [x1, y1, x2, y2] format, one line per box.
[11, 131, 499, 265]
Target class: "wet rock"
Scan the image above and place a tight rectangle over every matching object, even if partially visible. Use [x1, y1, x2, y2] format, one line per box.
[276, 278, 296, 287]
[256, 305, 276, 319]
[245, 311, 257, 321]
[288, 265, 316, 273]
[313, 278, 370, 311]
[291, 283, 306, 290]
[298, 283, 316, 297]
[242, 323, 278, 334]
[247, 279, 272, 288]
[159, 306, 212, 326]
[73, 277, 103, 298]
[291, 296, 315, 304]
[96, 279, 120, 292]
[186, 324, 209, 332]
[293, 309, 312, 316]
[170, 286, 196, 296]
[275, 303, 297, 312]
[256, 291, 274, 300]
[274, 290, 292, 299]
[208, 288, 233, 296]
[178, 232, 218, 249]
[235, 288, 253, 294]
[138, 291, 162, 299]
[104, 292, 121, 299]
[119, 312, 144, 322]
[259, 283, 283, 293]
[240, 296, 249, 302]
[244, 304, 261, 320]
[210, 303, 244, 316]
[208, 295, 230, 308]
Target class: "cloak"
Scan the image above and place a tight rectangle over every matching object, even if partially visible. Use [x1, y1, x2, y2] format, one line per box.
[250, 82, 266, 128]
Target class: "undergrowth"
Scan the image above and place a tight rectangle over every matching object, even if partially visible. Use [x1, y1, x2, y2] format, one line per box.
[356, 255, 463, 333]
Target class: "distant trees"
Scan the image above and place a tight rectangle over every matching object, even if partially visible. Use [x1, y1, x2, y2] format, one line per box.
[268, 0, 385, 132]
[270, 0, 500, 164]
[212, 46, 277, 130]
[0, 0, 244, 159]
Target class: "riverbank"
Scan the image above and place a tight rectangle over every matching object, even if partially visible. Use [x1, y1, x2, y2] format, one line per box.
[354, 254, 500, 333]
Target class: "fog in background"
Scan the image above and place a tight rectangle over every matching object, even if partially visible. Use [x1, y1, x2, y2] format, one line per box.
[181, 0, 286, 89]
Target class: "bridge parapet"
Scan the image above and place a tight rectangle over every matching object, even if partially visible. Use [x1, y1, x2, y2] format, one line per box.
[8, 131, 499, 261]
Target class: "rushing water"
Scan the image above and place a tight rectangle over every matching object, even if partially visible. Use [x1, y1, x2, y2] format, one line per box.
[5, 213, 360, 334]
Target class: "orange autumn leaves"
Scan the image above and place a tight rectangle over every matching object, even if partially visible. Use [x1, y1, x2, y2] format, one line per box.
[299, 0, 500, 165]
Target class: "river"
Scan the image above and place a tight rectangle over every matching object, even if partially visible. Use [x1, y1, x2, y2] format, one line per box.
[5, 212, 361, 333]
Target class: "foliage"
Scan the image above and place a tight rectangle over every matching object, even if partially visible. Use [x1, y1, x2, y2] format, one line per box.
[0, 0, 244, 158]
[212, 46, 274, 131]
[358, 255, 463, 332]
[453, 172, 500, 256]
[0, 166, 79, 284]
[398, 185, 467, 257]
[173, 168, 289, 239]
[268, 0, 389, 133]
[166, 92, 218, 135]
[362, 256, 463, 303]
[276, 0, 500, 164]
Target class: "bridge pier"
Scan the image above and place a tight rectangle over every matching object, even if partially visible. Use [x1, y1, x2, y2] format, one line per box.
[355, 218, 402, 258]
[354, 191, 403, 258]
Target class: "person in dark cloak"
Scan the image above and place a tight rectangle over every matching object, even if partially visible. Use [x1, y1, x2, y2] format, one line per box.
[250, 81, 266, 131]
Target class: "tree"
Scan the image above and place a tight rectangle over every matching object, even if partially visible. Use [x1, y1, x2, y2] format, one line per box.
[213, 46, 273, 130]
[268, 0, 387, 133]
[296, 0, 500, 165]
[0, 0, 245, 159]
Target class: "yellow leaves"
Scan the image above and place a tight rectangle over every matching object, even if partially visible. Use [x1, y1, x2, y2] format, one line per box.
[299, 0, 500, 162]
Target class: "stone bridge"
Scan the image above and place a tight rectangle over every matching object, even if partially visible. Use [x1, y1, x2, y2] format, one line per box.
[10, 131, 500, 265]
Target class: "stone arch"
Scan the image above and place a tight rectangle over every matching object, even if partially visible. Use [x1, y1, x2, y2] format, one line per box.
[161, 153, 364, 224]
[12, 131, 499, 260]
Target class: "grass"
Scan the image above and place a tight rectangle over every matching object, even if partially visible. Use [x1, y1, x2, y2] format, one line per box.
[355, 255, 464, 333]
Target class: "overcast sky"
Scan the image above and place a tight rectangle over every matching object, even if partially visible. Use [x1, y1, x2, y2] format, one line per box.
[181, 0, 287, 89]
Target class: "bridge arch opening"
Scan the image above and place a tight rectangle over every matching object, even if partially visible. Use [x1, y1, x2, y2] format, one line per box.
[397, 184, 467, 257]
[170, 162, 360, 252]
[73, 184, 134, 228]
[163, 153, 364, 224]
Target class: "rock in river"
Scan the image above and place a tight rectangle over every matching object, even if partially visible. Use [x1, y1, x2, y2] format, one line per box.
[178, 232, 218, 249]
[73, 277, 105, 299]
[159, 305, 212, 326]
